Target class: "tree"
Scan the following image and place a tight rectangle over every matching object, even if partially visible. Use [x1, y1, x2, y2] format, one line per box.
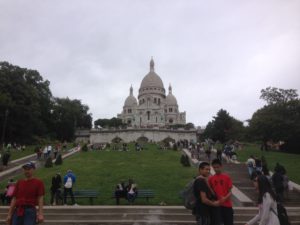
[260, 87, 298, 105]
[0, 61, 53, 143]
[248, 90, 300, 153]
[203, 109, 245, 143]
[94, 117, 124, 128]
[0, 61, 93, 144]
[51, 98, 92, 141]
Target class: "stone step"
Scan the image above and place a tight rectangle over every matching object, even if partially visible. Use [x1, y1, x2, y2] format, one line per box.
[0, 219, 299, 225]
[2, 212, 300, 221]
[1, 206, 300, 224]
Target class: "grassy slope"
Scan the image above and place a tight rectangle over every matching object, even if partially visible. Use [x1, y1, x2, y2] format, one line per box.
[236, 143, 300, 184]
[1, 144, 196, 205]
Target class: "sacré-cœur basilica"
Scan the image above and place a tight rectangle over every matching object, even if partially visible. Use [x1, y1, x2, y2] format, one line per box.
[76, 58, 197, 144]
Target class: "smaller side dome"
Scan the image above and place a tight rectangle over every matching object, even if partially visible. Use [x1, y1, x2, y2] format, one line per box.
[166, 84, 178, 106]
[124, 86, 137, 107]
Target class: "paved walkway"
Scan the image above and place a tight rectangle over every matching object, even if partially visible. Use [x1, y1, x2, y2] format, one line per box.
[0, 147, 81, 181]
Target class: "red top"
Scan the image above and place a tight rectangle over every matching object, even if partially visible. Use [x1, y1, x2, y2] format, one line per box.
[209, 173, 233, 207]
[12, 178, 45, 206]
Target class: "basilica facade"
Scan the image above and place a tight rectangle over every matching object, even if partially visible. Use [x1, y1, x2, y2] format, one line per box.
[117, 58, 186, 128]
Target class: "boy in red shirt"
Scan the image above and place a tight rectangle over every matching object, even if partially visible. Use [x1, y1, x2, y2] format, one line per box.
[6, 162, 45, 225]
[209, 159, 234, 225]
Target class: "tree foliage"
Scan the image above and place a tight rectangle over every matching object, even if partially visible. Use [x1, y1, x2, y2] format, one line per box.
[203, 109, 245, 143]
[0, 61, 92, 144]
[51, 98, 92, 141]
[260, 87, 298, 105]
[249, 87, 300, 153]
[94, 117, 124, 128]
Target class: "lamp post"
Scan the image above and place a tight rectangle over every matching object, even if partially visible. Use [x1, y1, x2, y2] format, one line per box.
[1, 109, 9, 151]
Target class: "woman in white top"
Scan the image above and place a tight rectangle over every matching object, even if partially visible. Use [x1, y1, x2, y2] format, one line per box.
[246, 175, 280, 225]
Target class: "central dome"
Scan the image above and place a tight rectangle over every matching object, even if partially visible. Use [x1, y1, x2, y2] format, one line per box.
[139, 58, 166, 98]
[140, 71, 164, 89]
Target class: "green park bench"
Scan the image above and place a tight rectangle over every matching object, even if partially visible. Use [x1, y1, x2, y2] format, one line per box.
[66, 190, 99, 205]
[112, 189, 155, 203]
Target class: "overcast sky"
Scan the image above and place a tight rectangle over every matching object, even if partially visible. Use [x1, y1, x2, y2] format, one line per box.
[0, 0, 299, 126]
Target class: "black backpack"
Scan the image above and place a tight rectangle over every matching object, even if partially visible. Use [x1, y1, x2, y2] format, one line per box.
[180, 178, 196, 210]
[271, 203, 291, 225]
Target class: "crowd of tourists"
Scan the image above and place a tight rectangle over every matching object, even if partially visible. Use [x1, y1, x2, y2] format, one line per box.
[247, 155, 291, 203]
[189, 142, 238, 163]
[1, 140, 293, 225]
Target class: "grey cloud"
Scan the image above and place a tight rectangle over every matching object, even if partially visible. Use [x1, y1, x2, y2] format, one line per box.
[0, 0, 299, 126]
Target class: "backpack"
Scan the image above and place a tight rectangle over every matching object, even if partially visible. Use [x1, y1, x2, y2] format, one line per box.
[64, 177, 73, 188]
[6, 185, 15, 197]
[271, 203, 291, 225]
[180, 178, 198, 210]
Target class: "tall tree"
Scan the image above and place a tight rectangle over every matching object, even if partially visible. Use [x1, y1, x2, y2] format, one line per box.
[249, 87, 300, 152]
[0, 61, 52, 143]
[51, 98, 92, 141]
[203, 109, 245, 143]
[260, 87, 298, 105]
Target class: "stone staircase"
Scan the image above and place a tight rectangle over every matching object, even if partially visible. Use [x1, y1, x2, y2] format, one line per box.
[223, 162, 300, 207]
[1, 206, 300, 225]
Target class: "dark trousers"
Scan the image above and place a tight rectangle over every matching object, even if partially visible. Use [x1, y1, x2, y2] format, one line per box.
[115, 190, 126, 205]
[220, 206, 234, 225]
[51, 189, 62, 205]
[64, 187, 75, 205]
[195, 215, 211, 225]
[275, 188, 284, 203]
[211, 207, 221, 225]
[12, 207, 36, 225]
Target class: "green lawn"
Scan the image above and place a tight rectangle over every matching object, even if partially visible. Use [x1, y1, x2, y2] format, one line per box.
[236, 143, 300, 184]
[7, 146, 36, 161]
[1, 144, 196, 205]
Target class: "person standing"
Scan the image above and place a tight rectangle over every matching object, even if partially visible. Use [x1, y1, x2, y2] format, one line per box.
[246, 155, 256, 178]
[193, 161, 220, 225]
[63, 169, 76, 205]
[50, 173, 62, 205]
[245, 175, 280, 225]
[209, 159, 234, 225]
[272, 167, 284, 203]
[6, 162, 45, 225]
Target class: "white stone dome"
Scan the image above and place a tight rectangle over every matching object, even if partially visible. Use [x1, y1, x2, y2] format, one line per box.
[140, 71, 164, 89]
[166, 93, 178, 105]
[166, 85, 178, 105]
[124, 86, 137, 107]
[140, 58, 165, 89]
[124, 96, 137, 106]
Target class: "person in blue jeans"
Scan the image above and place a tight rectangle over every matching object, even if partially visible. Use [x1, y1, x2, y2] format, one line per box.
[6, 162, 45, 225]
[63, 169, 76, 205]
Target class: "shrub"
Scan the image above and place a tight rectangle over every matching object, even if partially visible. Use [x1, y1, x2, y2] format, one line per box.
[55, 154, 63, 165]
[180, 154, 191, 167]
[45, 157, 53, 168]
[82, 144, 88, 152]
